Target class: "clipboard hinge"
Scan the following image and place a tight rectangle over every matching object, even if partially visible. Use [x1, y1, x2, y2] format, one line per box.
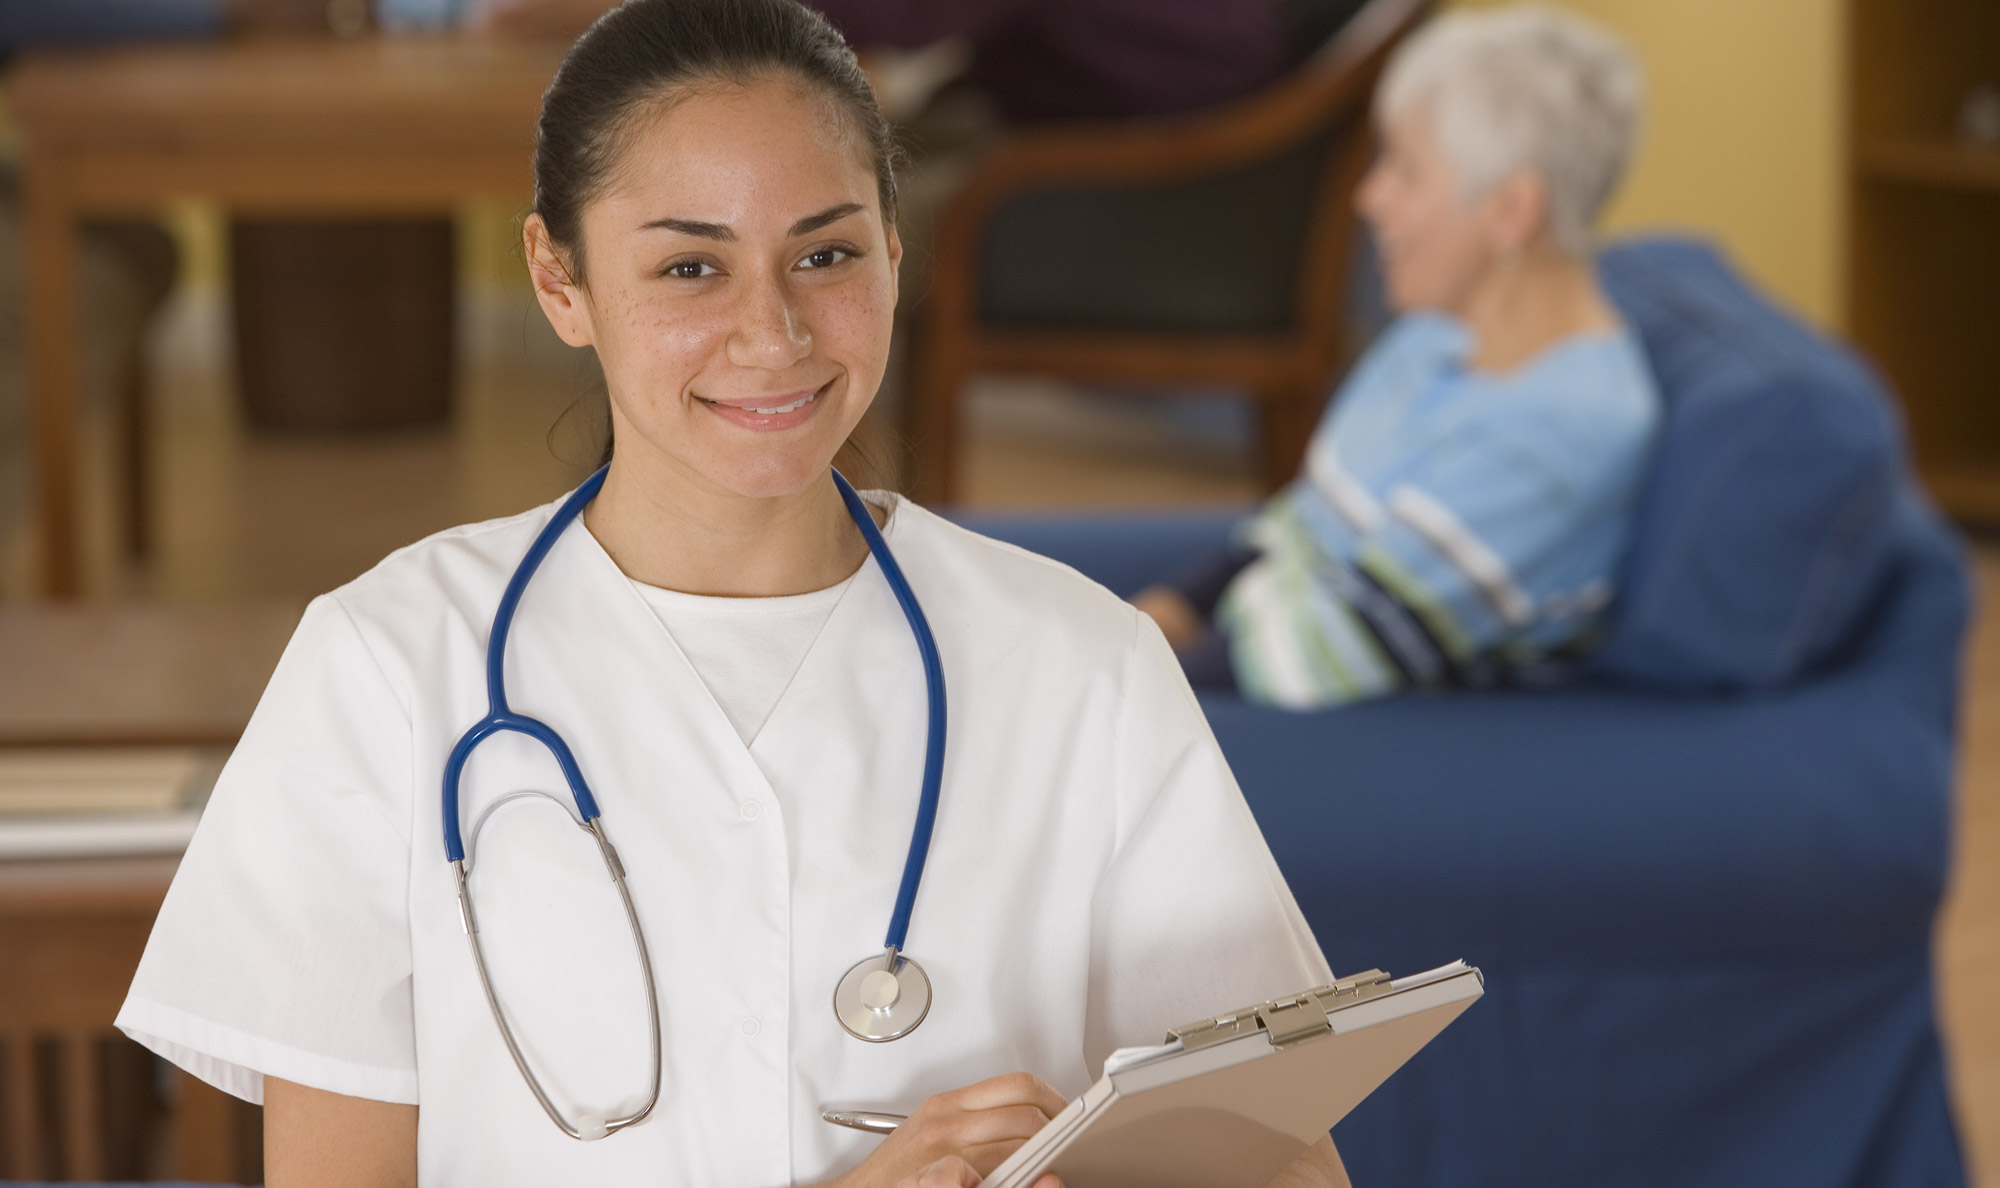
[1258, 994, 1331, 1048]
[1168, 969, 1395, 1050]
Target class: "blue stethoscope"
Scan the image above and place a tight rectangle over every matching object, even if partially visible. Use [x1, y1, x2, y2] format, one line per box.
[442, 466, 947, 1141]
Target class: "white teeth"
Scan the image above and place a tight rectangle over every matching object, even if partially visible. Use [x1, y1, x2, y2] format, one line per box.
[746, 394, 815, 415]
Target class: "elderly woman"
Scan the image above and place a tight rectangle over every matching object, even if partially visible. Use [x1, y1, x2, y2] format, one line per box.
[1135, 3, 1659, 710]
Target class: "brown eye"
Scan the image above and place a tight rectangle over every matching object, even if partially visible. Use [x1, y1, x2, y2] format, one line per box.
[798, 247, 853, 270]
[664, 259, 718, 279]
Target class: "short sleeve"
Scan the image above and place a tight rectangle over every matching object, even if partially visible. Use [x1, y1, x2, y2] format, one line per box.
[1083, 612, 1332, 1073]
[117, 595, 419, 1106]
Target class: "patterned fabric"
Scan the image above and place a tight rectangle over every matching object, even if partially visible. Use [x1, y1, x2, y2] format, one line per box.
[1218, 314, 1660, 709]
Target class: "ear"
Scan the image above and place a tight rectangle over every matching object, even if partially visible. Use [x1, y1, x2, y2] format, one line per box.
[884, 218, 904, 309]
[524, 213, 597, 348]
[1482, 170, 1550, 258]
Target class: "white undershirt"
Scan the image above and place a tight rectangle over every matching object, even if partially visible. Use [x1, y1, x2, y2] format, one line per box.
[628, 572, 858, 745]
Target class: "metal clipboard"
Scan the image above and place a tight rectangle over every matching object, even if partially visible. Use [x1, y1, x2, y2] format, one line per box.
[984, 961, 1485, 1188]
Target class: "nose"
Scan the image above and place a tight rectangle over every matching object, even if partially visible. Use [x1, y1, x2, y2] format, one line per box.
[727, 270, 812, 370]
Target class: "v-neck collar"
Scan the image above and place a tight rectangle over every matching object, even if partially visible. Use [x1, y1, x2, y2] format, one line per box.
[555, 488, 905, 778]
[627, 572, 859, 748]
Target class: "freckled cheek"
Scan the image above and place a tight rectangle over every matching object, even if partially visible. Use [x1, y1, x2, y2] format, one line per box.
[603, 303, 737, 409]
[803, 279, 897, 373]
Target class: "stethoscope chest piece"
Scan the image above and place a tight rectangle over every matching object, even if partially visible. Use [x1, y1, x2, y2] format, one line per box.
[835, 947, 931, 1042]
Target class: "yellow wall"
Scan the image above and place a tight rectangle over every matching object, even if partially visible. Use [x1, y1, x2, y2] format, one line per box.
[1449, 0, 1846, 328]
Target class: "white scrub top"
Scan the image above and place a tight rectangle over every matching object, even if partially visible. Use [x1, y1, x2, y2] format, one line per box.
[118, 490, 1332, 1187]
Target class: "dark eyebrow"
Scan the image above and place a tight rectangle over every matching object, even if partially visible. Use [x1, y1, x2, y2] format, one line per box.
[788, 203, 865, 237]
[638, 203, 864, 242]
[640, 217, 734, 241]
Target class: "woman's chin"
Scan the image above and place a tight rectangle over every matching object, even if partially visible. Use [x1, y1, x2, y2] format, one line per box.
[702, 446, 844, 502]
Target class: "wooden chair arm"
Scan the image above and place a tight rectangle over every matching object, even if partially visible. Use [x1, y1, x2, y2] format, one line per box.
[925, 0, 1428, 348]
[933, 0, 1426, 215]
[906, 0, 1431, 502]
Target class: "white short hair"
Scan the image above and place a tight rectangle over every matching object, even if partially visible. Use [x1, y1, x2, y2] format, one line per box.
[1377, 4, 1643, 256]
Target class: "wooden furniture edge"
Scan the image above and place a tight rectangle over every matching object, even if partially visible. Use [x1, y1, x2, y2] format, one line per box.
[910, 0, 1428, 500]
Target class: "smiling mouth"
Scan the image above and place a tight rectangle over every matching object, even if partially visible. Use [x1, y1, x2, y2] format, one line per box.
[697, 380, 830, 418]
[745, 392, 816, 415]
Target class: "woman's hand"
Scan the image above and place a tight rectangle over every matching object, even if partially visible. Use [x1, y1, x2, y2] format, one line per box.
[826, 1072, 1068, 1188]
[1270, 1135, 1351, 1188]
[872, 1123, 1340, 1188]
[891, 1155, 1063, 1188]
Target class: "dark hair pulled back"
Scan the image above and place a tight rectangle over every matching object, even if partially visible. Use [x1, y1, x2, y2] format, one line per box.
[533, 0, 898, 282]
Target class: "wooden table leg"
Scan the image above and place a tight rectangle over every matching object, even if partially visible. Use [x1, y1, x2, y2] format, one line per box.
[2, 1032, 44, 1179]
[22, 148, 85, 599]
[120, 337, 153, 562]
[59, 1030, 104, 1180]
[171, 1069, 236, 1182]
[908, 315, 971, 506]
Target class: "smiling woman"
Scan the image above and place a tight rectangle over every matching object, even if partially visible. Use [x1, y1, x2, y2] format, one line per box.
[526, 69, 903, 594]
[110, 2, 1349, 1187]
[519, 1, 905, 594]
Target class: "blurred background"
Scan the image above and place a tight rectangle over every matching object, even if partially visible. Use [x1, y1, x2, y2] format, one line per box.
[0, 0, 1994, 1185]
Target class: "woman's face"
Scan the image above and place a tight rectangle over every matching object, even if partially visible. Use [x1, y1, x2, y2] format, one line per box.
[1355, 107, 1505, 316]
[533, 75, 900, 501]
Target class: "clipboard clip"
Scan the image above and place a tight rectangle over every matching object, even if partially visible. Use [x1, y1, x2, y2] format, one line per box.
[1168, 969, 1394, 1051]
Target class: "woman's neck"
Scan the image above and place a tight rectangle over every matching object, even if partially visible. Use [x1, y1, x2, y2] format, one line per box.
[1456, 246, 1620, 376]
[582, 451, 872, 597]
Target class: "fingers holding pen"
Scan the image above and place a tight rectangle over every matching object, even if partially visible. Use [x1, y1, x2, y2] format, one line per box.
[848, 1071, 1069, 1187]
[915, 1073, 1067, 1173]
[894, 1155, 981, 1188]
[889, 1156, 1065, 1188]
[941, 1071, 1068, 1122]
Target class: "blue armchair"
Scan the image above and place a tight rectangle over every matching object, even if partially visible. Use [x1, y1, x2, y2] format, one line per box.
[960, 239, 1971, 1187]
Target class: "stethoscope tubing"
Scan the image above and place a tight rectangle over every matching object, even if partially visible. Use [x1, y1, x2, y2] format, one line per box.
[442, 467, 610, 863]
[442, 465, 947, 1136]
[831, 474, 947, 955]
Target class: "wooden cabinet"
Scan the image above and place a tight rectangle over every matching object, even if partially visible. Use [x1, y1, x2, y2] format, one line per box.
[1847, 0, 2000, 519]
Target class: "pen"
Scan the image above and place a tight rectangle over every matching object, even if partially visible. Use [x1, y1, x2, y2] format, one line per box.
[822, 1110, 907, 1135]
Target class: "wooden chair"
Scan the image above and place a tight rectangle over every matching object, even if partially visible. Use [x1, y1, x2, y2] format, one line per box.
[908, 0, 1430, 503]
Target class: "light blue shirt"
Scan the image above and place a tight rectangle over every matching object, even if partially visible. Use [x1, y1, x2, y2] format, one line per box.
[1218, 313, 1660, 708]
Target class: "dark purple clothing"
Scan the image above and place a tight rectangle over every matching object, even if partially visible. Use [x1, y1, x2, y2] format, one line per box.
[811, 0, 1291, 122]
[0, 0, 220, 55]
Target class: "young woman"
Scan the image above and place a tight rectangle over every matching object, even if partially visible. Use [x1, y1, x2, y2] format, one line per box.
[1136, 6, 1661, 710]
[116, 2, 1346, 1185]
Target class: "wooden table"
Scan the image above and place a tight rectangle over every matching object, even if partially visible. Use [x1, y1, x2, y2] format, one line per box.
[0, 599, 299, 1178]
[0, 599, 305, 746]
[6, 35, 563, 598]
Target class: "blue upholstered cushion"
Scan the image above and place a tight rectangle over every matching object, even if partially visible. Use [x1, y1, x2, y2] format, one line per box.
[1592, 239, 1906, 690]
